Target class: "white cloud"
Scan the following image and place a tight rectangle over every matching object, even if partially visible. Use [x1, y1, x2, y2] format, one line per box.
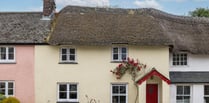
[55, 0, 110, 7]
[134, 0, 162, 9]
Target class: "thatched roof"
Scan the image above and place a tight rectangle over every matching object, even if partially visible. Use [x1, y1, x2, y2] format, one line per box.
[0, 12, 50, 44]
[48, 6, 172, 46]
[48, 6, 209, 54]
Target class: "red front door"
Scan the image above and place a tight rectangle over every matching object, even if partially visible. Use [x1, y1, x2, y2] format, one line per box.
[146, 84, 158, 103]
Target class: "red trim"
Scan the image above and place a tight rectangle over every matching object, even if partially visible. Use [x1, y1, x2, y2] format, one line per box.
[137, 69, 170, 85]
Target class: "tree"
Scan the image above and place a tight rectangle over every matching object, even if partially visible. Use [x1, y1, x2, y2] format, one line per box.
[189, 8, 209, 17]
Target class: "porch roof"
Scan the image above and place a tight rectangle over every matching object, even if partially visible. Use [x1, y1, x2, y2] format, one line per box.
[136, 68, 170, 85]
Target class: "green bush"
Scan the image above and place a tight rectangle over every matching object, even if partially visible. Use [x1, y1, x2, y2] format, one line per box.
[0, 94, 6, 102]
[1, 97, 20, 103]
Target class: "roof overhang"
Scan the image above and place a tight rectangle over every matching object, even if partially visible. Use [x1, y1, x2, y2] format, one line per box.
[137, 69, 170, 85]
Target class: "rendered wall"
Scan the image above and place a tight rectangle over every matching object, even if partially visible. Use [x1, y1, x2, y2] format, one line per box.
[170, 54, 209, 71]
[35, 45, 169, 103]
[0, 46, 35, 103]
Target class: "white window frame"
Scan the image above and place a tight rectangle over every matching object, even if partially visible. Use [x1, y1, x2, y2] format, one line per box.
[112, 47, 128, 62]
[0, 81, 15, 97]
[0, 46, 15, 63]
[176, 85, 191, 103]
[57, 83, 78, 102]
[204, 85, 209, 103]
[172, 52, 188, 66]
[111, 84, 128, 103]
[60, 48, 77, 63]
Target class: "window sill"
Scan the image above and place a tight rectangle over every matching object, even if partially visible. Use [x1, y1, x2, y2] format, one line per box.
[111, 61, 126, 63]
[59, 62, 78, 64]
[0, 62, 16, 64]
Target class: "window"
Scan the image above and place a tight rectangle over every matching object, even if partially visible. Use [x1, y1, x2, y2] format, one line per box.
[60, 48, 76, 63]
[0, 47, 15, 63]
[111, 84, 127, 103]
[204, 85, 209, 103]
[176, 85, 190, 103]
[58, 83, 78, 102]
[172, 53, 187, 66]
[112, 47, 127, 61]
[0, 81, 14, 97]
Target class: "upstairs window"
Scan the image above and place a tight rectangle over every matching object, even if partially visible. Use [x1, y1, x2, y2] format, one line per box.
[112, 47, 127, 61]
[172, 53, 187, 66]
[58, 83, 78, 102]
[0, 81, 14, 97]
[0, 47, 15, 63]
[204, 85, 209, 103]
[60, 48, 76, 63]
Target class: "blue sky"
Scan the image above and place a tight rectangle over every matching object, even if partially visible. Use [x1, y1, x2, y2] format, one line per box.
[0, 0, 208, 16]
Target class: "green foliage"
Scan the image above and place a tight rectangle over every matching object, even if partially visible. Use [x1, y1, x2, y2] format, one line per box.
[1, 97, 20, 103]
[0, 94, 6, 102]
[189, 8, 209, 17]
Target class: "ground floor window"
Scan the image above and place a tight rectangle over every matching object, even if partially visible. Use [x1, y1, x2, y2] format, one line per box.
[58, 83, 78, 102]
[176, 85, 190, 103]
[0, 81, 14, 97]
[111, 84, 127, 103]
[204, 85, 209, 103]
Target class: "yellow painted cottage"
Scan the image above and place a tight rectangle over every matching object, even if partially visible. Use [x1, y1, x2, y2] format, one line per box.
[35, 2, 172, 103]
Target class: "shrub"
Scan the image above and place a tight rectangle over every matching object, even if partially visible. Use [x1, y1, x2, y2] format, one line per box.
[1, 97, 20, 103]
[0, 94, 6, 102]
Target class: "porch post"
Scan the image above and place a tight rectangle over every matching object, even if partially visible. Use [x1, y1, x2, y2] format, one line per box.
[138, 80, 146, 103]
[162, 81, 170, 103]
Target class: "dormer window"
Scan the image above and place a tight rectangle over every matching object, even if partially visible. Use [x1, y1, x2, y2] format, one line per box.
[112, 47, 127, 61]
[0, 47, 15, 63]
[172, 53, 187, 66]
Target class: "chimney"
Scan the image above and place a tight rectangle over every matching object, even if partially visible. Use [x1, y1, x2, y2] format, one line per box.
[42, 0, 56, 20]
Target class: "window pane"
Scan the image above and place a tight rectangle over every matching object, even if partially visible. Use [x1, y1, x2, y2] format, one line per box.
[62, 55, 67, 61]
[120, 96, 126, 103]
[0, 83, 5, 88]
[184, 86, 190, 95]
[59, 92, 67, 99]
[120, 86, 126, 94]
[113, 54, 118, 60]
[113, 86, 119, 94]
[0, 89, 5, 95]
[121, 48, 126, 53]
[113, 48, 118, 54]
[0, 54, 6, 60]
[62, 49, 67, 54]
[184, 96, 190, 103]
[112, 96, 119, 103]
[205, 85, 209, 95]
[59, 85, 67, 91]
[177, 86, 183, 95]
[8, 82, 13, 88]
[70, 85, 77, 91]
[8, 54, 14, 60]
[121, 54, 127, 60]
[8, 48, 14, 54]
[205, 97, 209, 103]
[69, 92, 77, 99]
[8, 89, 13, 95]
[69, 55, 75, 61]
[70, 49, 75, 54]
